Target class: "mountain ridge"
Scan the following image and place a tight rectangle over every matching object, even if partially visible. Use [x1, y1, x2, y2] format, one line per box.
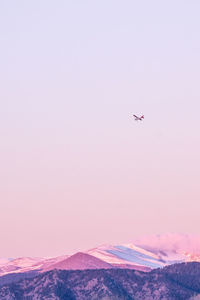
[0, 262, 200, 299]
[0, 234, 200, 276]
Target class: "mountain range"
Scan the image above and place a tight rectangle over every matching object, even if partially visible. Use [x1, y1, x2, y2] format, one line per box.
[0, 234, 200, 276]
[0, 234, 200, 299]
[0, 262, 200, 299]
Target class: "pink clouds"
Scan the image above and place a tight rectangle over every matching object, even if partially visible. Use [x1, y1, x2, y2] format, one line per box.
[134, 233, 200, 255]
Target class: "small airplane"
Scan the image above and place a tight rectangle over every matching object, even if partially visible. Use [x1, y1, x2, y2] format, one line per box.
[133, 114, 144, 121]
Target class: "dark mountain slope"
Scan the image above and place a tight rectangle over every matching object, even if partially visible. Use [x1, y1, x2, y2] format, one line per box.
[0, 270, 38, 286]
[0, 263, 200, 299]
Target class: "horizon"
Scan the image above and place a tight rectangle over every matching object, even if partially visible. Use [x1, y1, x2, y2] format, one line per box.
[1, 232, 200, 259]
[1, 1, 200, 257]
[1, 232, 200, 283]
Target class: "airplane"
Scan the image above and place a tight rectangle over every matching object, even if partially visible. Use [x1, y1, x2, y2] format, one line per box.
[133, 114, 144, 121]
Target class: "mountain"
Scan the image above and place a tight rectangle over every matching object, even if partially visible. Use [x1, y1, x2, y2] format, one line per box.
[43, 252, 113, 271]
[134, 233, 200, 262]
[0, 262, 200, 299]
[0, 259, 12, 267]
[0, 234, 200, 276]
[94, 234, 200, 268]
[0, 255, 69, 276]
[87, 234, 200, 270]
[87, 243, 163, 270]
[0, 257, 43, 275]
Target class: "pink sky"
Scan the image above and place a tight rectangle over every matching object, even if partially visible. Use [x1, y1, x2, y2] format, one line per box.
[0, 0, 200, 257]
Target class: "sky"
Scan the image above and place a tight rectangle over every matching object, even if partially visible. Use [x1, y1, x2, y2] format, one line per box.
[0, 0, 200, 257]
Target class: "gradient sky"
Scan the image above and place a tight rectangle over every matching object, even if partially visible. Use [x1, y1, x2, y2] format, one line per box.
[0, 0, 200, 257]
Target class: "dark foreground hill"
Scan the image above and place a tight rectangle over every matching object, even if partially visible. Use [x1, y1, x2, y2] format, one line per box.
[0, 262, 200, 299]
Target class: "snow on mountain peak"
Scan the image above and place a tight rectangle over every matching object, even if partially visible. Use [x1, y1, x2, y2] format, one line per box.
[134, 233, 200, 261]
[1, 233, 200, 276]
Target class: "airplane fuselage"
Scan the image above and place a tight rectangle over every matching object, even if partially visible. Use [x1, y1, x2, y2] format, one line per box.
[133, 115, 144, 121]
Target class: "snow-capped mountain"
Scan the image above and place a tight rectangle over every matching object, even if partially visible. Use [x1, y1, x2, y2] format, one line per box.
[134, 233, 200, 262]
[0, 234, 200, 276]
[0, 259, 12, 267]
[87, 234, 200, 271]
[0, 255, 69, 276]
[0, 257, 43, 275]
[87, 244, 157, 271]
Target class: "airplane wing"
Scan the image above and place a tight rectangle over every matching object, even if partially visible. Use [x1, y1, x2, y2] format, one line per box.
[133, 114, 144, 121]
